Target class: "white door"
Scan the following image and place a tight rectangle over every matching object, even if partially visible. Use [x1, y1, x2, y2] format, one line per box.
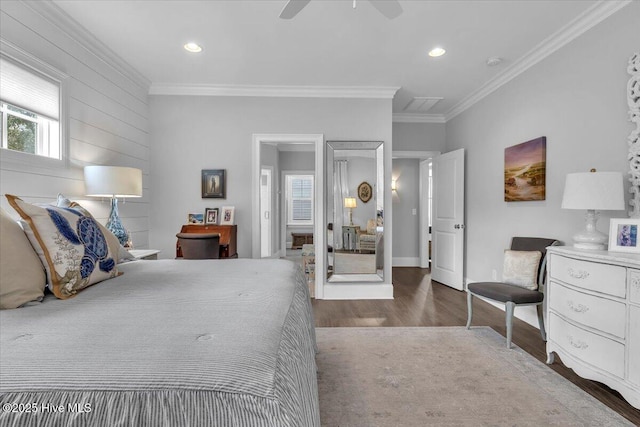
[431, 149, 465, 290]
[260, 168, 272, 258]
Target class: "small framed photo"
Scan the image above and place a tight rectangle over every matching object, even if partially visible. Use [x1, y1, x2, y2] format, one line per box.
[220, 206, 235, 225]
[202, 169, 226, 199]
[608, 218, 640, 252]
[187, 213, 204, 224]
[205, 207, 219, 225]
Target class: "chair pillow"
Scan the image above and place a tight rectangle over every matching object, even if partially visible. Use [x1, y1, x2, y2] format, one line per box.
[502, 250, 542, 290]
[0, 207, 46, 309]
[6, 195, 119, 299]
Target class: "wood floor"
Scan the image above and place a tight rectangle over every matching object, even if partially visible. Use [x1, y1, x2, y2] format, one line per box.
[312, 267, 640, 425]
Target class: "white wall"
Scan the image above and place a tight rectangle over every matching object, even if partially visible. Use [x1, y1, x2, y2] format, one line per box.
[0, 2, 150, 247]
[148, 96, 392, 263]
[445, 2, 639, 325]
[392, 158, 420, 263]
[393, 122, 446, 152]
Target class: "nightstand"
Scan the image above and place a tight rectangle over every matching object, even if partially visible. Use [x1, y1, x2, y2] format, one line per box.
[342, 225, 358, 251]
[128, 249, 161, 260]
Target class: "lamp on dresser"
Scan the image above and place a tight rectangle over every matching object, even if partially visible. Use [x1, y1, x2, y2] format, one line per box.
[84, 166, 142, 247]
[561, 169, 625, 250]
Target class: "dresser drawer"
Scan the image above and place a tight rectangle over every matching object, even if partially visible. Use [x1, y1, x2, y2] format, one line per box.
[630, 269, 640, 305]
[549, 281, 626, 338]
[549, 255, 626, 298]
[549, 313, 625, 378]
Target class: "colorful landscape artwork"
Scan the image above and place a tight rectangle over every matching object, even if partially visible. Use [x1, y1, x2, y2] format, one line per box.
[504, 137, 546, 202]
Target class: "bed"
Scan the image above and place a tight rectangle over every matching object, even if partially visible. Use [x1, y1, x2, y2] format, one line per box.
[0, 258, 320, 426]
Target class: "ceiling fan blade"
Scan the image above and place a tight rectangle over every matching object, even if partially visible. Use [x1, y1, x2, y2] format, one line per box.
[368, 0, 402, 19]
[279, 0, 312, 19]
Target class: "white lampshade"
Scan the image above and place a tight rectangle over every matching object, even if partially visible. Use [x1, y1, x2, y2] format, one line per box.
[561, 171, 624, 211]
[562, 170, 625, 250]
[84, 166, 142, 198]
[344, 197, 357, 209]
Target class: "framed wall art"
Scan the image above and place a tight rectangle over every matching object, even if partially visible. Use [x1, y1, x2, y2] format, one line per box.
[504, 136, 546, 202]
[202, 169, 226, 199]
[608, 218, 640, 253]
[205, 208, 219, 225]
[220, 206, 235, 225]
[357, 181, 372, 203]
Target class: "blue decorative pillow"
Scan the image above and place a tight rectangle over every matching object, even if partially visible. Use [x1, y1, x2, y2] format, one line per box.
[6, 195, 118, 299]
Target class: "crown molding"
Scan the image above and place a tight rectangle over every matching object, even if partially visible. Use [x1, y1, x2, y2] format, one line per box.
[149, 83, 400, 99]
[393, 113, 446, 124]
[22, 0, 151, 91]
[444, 0, 631, 122]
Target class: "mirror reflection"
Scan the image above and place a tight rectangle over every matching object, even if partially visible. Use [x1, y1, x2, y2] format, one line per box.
[326, 141, 384, 282]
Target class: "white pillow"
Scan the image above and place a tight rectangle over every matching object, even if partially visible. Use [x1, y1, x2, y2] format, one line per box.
[502, 250, 542, 290]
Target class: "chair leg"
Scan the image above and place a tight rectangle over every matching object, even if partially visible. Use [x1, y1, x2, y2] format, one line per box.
[505, 302, 515, 349]
[536, 303, 546, 341]
[466, 292, 473, 329]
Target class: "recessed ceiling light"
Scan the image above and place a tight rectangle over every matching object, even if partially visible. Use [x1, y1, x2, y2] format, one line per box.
[184, 42, 202, 53]
[428, 47, 446, 57]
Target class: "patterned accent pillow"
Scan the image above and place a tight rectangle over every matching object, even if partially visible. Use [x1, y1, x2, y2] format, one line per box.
[502, 250, 542, 290]
[6, 195, 118, 299]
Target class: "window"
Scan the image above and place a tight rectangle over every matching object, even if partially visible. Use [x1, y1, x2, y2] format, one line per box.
[286, 174, 314, 225]
[0, 56, 61, 160]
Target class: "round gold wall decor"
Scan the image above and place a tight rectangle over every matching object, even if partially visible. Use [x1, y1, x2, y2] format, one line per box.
[358, 181, 372, 203]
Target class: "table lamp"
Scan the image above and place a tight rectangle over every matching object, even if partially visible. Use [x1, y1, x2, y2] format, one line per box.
[561, 169, 625, 250]
[84, 166, 143, 246]
[344, 197, 357, 226]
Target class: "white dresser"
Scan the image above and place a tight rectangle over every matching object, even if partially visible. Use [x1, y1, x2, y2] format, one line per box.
[546, 247, 640, 409]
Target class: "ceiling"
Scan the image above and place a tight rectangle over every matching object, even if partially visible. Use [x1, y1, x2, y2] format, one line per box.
[51, 0, 607, 120]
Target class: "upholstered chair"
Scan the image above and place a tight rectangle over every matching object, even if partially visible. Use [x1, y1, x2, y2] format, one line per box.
[466, 237, 559, 348]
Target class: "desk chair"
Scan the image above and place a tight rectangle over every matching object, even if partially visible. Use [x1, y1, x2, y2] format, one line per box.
[466, 237, 559, 348]
[176, 233, 220, 259]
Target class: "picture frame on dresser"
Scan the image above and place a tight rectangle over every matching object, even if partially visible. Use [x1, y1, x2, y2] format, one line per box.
[205, 208, 219, 225]
[220, 206, 235, 225]
[608, 218, 640, 252]
[187, 213, 204, 224]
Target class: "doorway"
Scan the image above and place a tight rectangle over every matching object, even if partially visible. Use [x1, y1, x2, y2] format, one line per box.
[260, 167, 273, 258]
[391, 151, 439, 269]
[251, 134, 325, 297]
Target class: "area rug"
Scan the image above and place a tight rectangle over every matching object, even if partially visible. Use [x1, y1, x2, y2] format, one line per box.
[315, 326, 632, 426]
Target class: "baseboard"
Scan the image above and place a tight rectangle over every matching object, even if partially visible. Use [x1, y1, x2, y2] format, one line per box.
[322, 283, 394, 300]
[392, 257, 420, 267]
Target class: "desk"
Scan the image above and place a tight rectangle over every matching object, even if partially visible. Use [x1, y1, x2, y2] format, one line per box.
[342, 225, 358, 251]
[176, 224, 237, 258]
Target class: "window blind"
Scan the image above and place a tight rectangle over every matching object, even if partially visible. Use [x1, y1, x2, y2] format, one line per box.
[0, 57, 60, 120]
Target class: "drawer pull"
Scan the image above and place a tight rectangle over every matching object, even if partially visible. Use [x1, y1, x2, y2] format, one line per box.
[567, 268, 589, 280]
[567, 300, 589, 313]
[568, 335, 589, 350]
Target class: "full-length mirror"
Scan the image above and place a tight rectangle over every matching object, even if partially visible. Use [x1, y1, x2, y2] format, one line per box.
[326, 141, 384, 282]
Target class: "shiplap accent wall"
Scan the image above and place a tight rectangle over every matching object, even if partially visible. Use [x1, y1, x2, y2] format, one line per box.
[0, 1, 151, 248]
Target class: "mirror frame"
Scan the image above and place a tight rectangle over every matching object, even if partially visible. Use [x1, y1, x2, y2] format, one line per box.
[326, 140, 384, 283]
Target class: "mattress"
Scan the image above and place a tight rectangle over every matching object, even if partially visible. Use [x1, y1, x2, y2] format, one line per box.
[0, 259, 319, 427]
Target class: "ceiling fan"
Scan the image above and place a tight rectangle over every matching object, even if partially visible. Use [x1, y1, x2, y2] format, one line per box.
[279, 0, 403, 20]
